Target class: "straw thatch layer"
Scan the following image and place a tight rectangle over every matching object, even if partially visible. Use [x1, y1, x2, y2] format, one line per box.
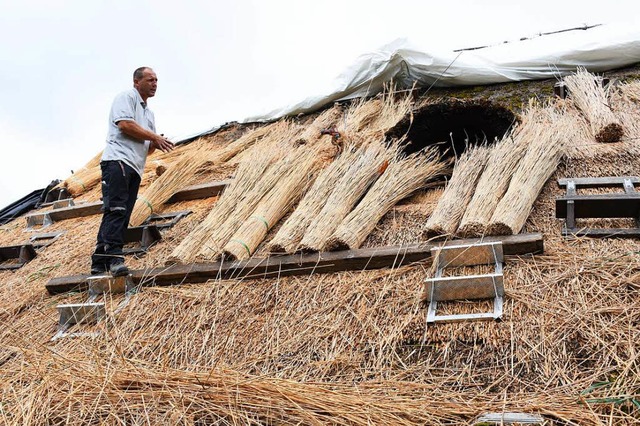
[424, 144, 491, 237]
[325, 146, 447, 251]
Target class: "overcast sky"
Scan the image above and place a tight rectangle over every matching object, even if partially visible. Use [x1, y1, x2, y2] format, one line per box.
[0, 0, 638, 209]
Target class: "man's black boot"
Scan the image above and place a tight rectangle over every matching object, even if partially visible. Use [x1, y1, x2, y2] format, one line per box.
[109, 261, 130, 277]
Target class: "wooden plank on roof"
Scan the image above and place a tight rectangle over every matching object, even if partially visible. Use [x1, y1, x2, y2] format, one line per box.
[424, 273, 504, 302]
[45, 232, 543, 295]
[558, 176, 640, 188]
[556, 194, 640, 218]
[167, 180, 230, 203]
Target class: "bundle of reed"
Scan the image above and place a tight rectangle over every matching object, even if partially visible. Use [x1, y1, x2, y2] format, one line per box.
[367, 89, 413, 137]
[296, 105, 342, 144]
[194, 126, 310, 261]
[335, 97, 384, 140]
[325, 145, 446, 251]
[424, 144, 491, 238]
[58, 150, 103, 196]
[222, 147, 328, 260]
[487, 106, 568, 235]
[298, 140, 391, 252]
[456, 106, 544, 237]
[169, 124, 294, 263]
[128, 123, 280, 227]
[564, 67, 623, 143]
[619, 80, 640, 103]
[266, 142, 366, 253]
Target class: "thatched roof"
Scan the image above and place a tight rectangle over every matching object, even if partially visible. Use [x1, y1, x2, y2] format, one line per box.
[1, 66, 640, 424]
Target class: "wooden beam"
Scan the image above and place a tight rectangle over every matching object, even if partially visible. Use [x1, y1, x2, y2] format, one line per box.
[167, 180, 230, 203]
[424, 273, 504, 301]
[558, 176, 640, 188]
[45, 233, 543, 295]
[556, 195, 640, 219]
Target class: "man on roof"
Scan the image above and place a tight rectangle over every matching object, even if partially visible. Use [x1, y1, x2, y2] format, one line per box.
[90, 67, 174, 277]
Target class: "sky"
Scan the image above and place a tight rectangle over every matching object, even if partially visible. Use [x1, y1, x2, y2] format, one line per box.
[0, 0, 638, 209]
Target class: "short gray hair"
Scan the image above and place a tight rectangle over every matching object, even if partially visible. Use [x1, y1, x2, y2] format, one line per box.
[133, 67, 150, 80]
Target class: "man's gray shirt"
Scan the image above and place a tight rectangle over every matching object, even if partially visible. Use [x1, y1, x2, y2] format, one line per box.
[102, 88, 155, 177]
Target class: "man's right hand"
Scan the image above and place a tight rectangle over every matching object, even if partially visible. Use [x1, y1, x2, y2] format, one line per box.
[152, 135, 175, 153]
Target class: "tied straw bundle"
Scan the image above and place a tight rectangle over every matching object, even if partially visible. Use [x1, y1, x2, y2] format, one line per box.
[267, 95, 412, 254]
[325, 145, 447, 251]
[457, 105, 545, 237]
[57, 150, 103, 196]
[128, 124, 276, 227]
[169, 121, 294, 263]
[196, 109, 342, 261]
[487, 105, 568, 235]
[298, 140, 391, 252]
[222, 145, 332, 260]
[563, 67, 623, 143]
[424, 144, 491, 238]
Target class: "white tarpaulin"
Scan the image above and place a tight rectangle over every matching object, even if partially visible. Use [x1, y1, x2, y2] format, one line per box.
[244, 22, 640, 122]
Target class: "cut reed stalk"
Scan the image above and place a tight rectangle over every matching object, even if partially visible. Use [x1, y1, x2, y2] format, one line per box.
[325, 146, 447, 251]
[424, 144, 491, 238]
[487, 105, 568, 235]
[564, 67, 623, 143]
[298, 140, 391, 252]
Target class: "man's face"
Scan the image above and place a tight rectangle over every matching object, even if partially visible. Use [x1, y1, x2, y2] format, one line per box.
[134, 68, 158, 99]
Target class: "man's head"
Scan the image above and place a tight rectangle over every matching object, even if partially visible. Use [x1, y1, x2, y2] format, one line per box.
[133, 67, 157, 102]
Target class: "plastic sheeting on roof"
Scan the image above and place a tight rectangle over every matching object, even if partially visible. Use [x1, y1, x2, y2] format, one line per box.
[243, 22, 640, 122]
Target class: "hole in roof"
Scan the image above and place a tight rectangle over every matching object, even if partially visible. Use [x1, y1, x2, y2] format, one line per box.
[388, 99, 517, 158]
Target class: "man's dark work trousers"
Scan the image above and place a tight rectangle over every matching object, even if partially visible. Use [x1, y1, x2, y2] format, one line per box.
[91, 160, 141, 270]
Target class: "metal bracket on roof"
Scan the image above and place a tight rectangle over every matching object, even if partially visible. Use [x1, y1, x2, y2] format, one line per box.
[26, 212, 53, 230]
[52, 274, 137, 341]
[43, 187, 71, 205]
[556, 176, 640, 238]
[122, 225, 162, 255]
[142, 210, 192, 230]
[0, 244, 37, 270]
[424, 241, 504, 324]
[474, 412, 544, 424]
[30, 231, 65, 249]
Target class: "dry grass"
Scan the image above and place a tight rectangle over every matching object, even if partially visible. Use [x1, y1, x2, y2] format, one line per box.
[564, 68, 623, 143]
[424, 144, 491, 238]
